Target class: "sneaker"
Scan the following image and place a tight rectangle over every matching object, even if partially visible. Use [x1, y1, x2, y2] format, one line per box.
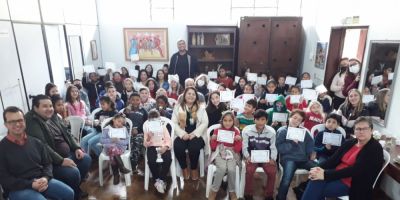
[154, 180, 165, 194]
[137, 168, 145, 176]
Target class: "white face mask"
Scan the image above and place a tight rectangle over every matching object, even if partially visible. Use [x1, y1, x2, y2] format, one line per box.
[197, 79, 205, 87]
[349, 65, 360, 74]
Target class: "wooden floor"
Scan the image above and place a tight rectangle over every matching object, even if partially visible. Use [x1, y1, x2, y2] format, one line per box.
[80, 161, 391, 200]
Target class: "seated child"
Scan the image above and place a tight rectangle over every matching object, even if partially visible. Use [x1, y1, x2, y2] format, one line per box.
[100, 113, 131, 185]
[286, 85, 308, 111]
[208, 111, 242, 200]
[242, 109, 277, 200]
[267, 95, 289, 131]
[314, 113, 345, 163]
[143, 110, 172, 194]
[258, 80, 278, 110]
[303, 101, 325, 133]
[235, 99, 257, 131]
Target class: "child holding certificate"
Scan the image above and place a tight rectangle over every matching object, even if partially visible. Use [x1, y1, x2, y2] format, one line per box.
[267, 95, 289, 131]
[276, 110, 317, 200]
[208, 111, 242, 200]
[235, 99, 257, 131]
[285, 85, 308, 111]
[304, 101, 325, 133]
[100, 113, 131, 185]
[258, 80, 278, 110]
[242, 109, 277, 200]
[314, 113, 345, 163]
[143, 110, 172, 194]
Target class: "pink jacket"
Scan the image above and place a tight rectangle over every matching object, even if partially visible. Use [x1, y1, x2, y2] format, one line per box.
[143, 119, 172, 149]
[66, 100, 87, 118]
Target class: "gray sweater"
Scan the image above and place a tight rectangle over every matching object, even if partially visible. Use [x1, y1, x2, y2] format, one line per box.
[276, 126, 314, 163]
[242, 124, 277, 161]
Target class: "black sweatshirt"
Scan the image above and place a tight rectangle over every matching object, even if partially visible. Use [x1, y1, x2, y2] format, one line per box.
[0, 136, 53, 191]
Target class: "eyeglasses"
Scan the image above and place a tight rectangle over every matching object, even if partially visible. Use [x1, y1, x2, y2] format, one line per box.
[6, 119, 25, 126]
[354, 127, 371, 132]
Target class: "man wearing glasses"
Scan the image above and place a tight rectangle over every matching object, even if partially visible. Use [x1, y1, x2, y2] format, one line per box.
[0, 106, 73, 200]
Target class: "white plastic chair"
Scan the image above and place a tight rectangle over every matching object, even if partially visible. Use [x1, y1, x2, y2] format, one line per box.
[337, 150, 390, 200]
[239, 125, 278, 198]
[89, 108, 102, 121]
[66, 116, 85, 143]
[144, 117, 178, 191]
[174, 133, 206, 179]
[205, 124, 242, 198]
[168, 98, 178, 108]
[98, 117, 133, 187]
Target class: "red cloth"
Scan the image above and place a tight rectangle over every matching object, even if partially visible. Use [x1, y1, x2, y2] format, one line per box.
[304, 112, 324, 133]
[168, 92, 178, 100]
[217, 76, 234, 90]
[210, 127, 242, 153]
[342, 73, 359, 97]
[336, 145, 363, 187]
[6, 132, 27, 146]
[285, 96, 308, 111]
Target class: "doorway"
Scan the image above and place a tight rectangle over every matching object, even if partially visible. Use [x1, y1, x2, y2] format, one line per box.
[324, 26, 369, 88]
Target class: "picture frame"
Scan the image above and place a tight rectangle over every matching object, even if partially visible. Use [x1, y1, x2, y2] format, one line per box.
[315, 42, 327, 69]
[215, 33, 230, 46]
[90, 40, 98, 60]
[123, 28, 169, 61]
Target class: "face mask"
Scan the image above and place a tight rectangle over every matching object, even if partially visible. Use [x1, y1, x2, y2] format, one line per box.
[197, 79, 205, 87]
[349, 65, 360, 74]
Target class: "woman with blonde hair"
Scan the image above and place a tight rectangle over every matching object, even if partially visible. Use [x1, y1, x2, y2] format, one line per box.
[172, 87, 208, 180]
[367, 88, 390, 121]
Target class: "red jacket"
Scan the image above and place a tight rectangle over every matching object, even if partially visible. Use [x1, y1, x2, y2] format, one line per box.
[217, 76, 234, 90]
[286, 96, 308, 111]
[210, 127, 242, 153]
[304, 111, 324, 134]
[342, 73, 359, 97]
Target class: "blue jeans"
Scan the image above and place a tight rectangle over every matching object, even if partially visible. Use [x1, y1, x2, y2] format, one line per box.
[53, 152, 91, 200]
[301, 179, 349, 200]
[80, 131, 101, 156]
[8, 179, 74, 200]
[277, 160, 317, 200]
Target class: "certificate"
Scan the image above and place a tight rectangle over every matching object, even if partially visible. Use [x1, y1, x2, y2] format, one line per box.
[251, 150, 270, 163]
[315, 84, 328, 94]
[207, 81, 219, 91]
[286, 127, 306, 142]
[109, 128, 127, 139]
[300, 80, 313, 88]
[242, 94, 255, 102]
[389, 72, 394, 80]
[105, 62, 116, 70]
[230, 98, 244, 110]
[217, 130, 235, 144]
[128, 69, 139, 78]
[302, 89, 317, 101]
[272, 112, 288, 122]
[290, 95, 301, 104]
[97, 69, 107, 76]
[220, 90, 234, 102]
[257, 77, 267, 85]
[83, 65, 95, 73]
[322, 132, 342, 146]
[285, 76, 297, 85]
[235, 76, 240, 83]
[247, 73, 258, 82]
[208, 71, 218, 79]
[265, 94, 278, 103]
[371, 75, 383, 85]
[147, 120, 163, 133]
[362, 95, 375, 104]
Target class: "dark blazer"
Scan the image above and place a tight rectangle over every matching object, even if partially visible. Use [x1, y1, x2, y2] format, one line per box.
[320, 138, 384, 200]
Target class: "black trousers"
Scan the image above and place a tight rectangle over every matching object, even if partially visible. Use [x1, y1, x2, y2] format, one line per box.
[174, 136, 205, 170]
[332, 95, 345, 110]
[147, 146, 172, 181]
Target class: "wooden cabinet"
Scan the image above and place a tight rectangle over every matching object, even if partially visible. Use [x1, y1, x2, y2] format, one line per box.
[187, 26, 238, 74]
[238, 17, 302, 78]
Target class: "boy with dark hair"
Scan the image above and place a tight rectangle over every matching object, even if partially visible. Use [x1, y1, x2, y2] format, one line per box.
[235, 99, 257, 131]
[242, 109, 277, 200]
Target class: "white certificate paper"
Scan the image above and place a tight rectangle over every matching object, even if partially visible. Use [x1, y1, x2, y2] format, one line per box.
[388, 72, 394, 80]
[105, 62, 116, 70]
[265, 94, 278, 103]
[217, 130, 235, 144]
[302, 89, 317, 101]
[247, 73, 258, 82]
[371, 75, 383, 85]
[251, 150, 270, 163]
[109, 128, 127, 139]
[286, 127, 306, 142]
[207, 81, 219, 91]
[83, 65, 95, 73]
[97, 69, 107, 76]
[147, 120, 163, 133]
[128, 69, 139, 78]
[220, 90, 234, 102]
[301, 80, 313, 88]
[257, 77, 267, 85]
[272, 112, 288, 122]
[322, 132, 342, 146]
[208, 71, 218, 79]
[290, 95, 301, 104]
[315, 84, 328, 94]
[235, 76, 240, 83]
[231, 98, 244, 110]
[242, 94, 255, 102]
[285, 76, 297, 85]
[362, 95, 375, 104]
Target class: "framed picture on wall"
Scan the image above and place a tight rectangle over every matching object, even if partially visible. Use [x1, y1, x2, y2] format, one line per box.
[315, 42, 327, 69]
[90, 40, 98, 60]
[123, 28, 169, 61]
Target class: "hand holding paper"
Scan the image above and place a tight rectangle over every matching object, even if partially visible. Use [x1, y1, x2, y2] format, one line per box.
[217, 130, 235, 144]
[286, 127, 306, 142]
[251, 150, 270, 163]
